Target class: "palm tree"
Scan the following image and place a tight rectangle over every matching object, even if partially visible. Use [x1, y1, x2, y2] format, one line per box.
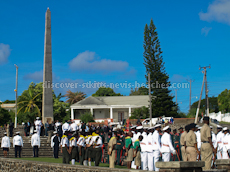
[64, 90, 86, 105]
[17, 88, 41, 115]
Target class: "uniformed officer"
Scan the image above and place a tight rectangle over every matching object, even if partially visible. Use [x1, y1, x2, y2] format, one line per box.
[35, 117, 42, 136]
[215, 125, 224, 159]
[152, 124, 161, 171]
[62, 120, 70, 133]
[133, 135, 143, 169]
[115, 131, 123, 165]
[31, 130, 40, 157]
[195, 126, 201, 160]
[61, 131, 70, 164]
[77, 131, 86, 165]
[92, 129, 103, 166]
[13, 131, 23, 158]
[160, 126, 176, 162]
[107, 132, 112, 164]
[70, 121, 78, 132]
[69, 132, 78, 165]
[200, 116, 216, 170]
[222, 127, 230, 159]
[185, 123, 200, 161]
[108, 131, 118, 168]
[147, 127, 154, 171]
[86, 131, 93, 166]
[180, 125, 189, 161]
[52, 131, 60, 158]
[1, 132, 10, 158]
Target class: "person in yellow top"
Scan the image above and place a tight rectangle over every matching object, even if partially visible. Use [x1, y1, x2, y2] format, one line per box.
[185, 123, 200, 161]
[60, 131, 70, 164]
[133, 135, 143, 169]
[108, 131, 118, 168]
[180, 125, 189, 161]
[200, 116, 216, 170]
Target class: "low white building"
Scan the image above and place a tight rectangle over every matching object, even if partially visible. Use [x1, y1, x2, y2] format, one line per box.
[70, 95, 149, 123]
[209, 111, 230, 123]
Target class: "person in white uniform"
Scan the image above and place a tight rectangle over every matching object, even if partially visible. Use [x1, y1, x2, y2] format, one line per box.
[160, 126, 176, 162]
[35, 117, 42, 135]
[13, 131, 23, 158]
[195, 126, 201, 160]
[70, 121, 78, 132]
[62, 120, 70, 133]
[215, 125, 224, 159]
[140, 127, 148, 170]
[131, 126, 138, 169]
[147, 127, 154, 171]
[69, 132, 78, 165]
[222, 127, 230, 159]
[1, 132, 10, 157]
[31, 130, 40, 157]
[152, 124, 161, 171]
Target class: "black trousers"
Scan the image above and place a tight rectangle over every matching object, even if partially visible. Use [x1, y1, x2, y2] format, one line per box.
[53, 145, 59, 158]
[33, 146, 39, 157]
[15, 145, 22, 158]
[94, 148, 102, 166]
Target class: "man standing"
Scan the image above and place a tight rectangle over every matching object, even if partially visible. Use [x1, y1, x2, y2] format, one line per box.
[31, 130, 40, 157]
[185, 123, 200, 161]
[61, 131, 70, 164]
[108, 131, 118, 168]
[35, 117, 42, 136]
[160, 126, 176, 162]
[180, 125, 189, 161]
[77, 132, 86, 165]
[133, 135, 143, 169]
[13, 132, 23, 158]
[52, 131, 60, 158]
[152, 124, 161, 171]
[173, 129, 180, 161]
[125, 132, 134, 169]
[1, 132, 10, 157]
[69, 132, 78, 165]
[62, 120, 70, 133]
[70, 121, 78, 132]
[92, 129, 103, 166]
[222, 127, 230, 159]
[9, 120, 14, 137]
[200, 116, 216, 170]
[215, 125, 224, 159]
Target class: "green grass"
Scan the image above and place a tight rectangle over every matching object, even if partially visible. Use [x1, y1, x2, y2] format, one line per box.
[219, 121, 230, 125]
[12, 157, 127, 169]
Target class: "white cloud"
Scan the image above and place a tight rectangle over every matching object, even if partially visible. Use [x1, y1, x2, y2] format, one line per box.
[199, 0, 230, 25]
[69, 51, 129, 73]
[0, 43, 11, 64]
[23, 70, 58, 82]
[201, 27, 212, 36]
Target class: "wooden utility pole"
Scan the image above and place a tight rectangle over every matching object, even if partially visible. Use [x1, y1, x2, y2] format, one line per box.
[148, 73, 152, 127]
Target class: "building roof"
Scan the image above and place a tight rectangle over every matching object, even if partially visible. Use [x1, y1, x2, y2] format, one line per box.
[71, 95, 149, 107]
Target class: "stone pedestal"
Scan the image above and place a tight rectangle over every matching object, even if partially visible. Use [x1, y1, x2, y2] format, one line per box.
[155, 161, 205, 172]
[216, 159, 230, 172]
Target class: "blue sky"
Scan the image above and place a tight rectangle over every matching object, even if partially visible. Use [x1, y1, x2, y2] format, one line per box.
[0, 0, 230, 113]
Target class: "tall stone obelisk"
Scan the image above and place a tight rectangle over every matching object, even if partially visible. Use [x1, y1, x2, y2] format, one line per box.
[42, 8, 53, 124]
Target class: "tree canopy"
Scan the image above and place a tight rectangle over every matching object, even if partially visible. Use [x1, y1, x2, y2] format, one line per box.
[64, 90, 86, 105]
[129, 87, 148, 96]
[92, 87, 123, 97]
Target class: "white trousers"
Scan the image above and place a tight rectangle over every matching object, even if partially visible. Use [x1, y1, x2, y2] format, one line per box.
[141, 152, 148, 170]
[147, 152, 154, 171]
[162, 152, 170, 162]
[217, 150, 223, 159]
[153, 150, 160, 171]
[222, 151, 229, 159]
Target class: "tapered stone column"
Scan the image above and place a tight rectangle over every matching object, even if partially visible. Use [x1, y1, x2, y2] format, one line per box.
[42, 8, 53, 124]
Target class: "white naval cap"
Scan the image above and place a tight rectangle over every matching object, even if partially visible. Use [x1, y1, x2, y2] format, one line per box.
[36, 117, 40, 120]
[210, 126, 213, 129]
[148, 127, 155, 130]
[195, 125, 199, 128]
[16, 131, 20, 134]
[223, 127, 228, 131]
[217, 125, 223, 128]
[4, 132, 7, 135]
[163, 126, 169, 131]
[53, 131, 57, 134]
[130, 126, 136, 129]
[33, 130, 37, 133]
[136, 126, 143, 130]
[198, 127, 202, 130]
[154, 124, 161, 128]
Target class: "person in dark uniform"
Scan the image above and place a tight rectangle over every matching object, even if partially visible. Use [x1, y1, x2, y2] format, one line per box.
[57, 124, 63, 138]
[107, 132, 112, 164]
[116, 131, 122, 165]
[9, 120, 14, 137]
[173, 129, 180, 161]
[53, 131, 60, 158]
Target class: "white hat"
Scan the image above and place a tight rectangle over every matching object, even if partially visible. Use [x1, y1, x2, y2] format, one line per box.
[154, 124, 161, 128]
[210, 126, 213, 129]
[198, 127, 202, 130]
[136, 126, 143, 130]
[163, 126, 169, 131]
[33, 130, 37, 133]
[113, 127, 117, 131]
[217, 125, 223, 128]
[143, 127, 148, 130]
[130, 126, 136, 129]
[16, 131, 20, 134]
[223, 127, 228, 131]
[195, 125, 199, 128]
[53, 131, 57, 134]
[149, 127, 155, 130]
[36, 117, 40, 120]
[4, 132, 7, 135]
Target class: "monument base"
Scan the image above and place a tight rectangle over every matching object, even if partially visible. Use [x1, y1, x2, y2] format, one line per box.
[43, 117, 53, 124]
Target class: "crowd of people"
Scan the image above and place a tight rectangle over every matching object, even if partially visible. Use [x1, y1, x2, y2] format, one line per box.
[1, 116, 230, 171]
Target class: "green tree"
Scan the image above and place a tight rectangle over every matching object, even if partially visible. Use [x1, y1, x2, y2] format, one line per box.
[218, 89, 230, 113]
[80, 112, 94, 123]
[0, 107, 11, 126]
[130, 106, 149, 119]
[129, 87, 148, 96]
[92, 87, 123, 97]
[64, 90, 86, 105]
[53, 93, 69, 121]
[3, 100, 15, 103]
[143, 19, 178, 117]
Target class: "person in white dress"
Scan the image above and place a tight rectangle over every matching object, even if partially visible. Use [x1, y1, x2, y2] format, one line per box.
[35, 117, 42, 135]
[215, 125, 224, 159]
[222, 127, 230, 159]
[1, 132, 10, 157]
[160, 126, 176, 162]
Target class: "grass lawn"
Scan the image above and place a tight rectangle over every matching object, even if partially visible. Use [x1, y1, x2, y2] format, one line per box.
[219, 121, 230, 125]
[13, 157, 127, 169]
